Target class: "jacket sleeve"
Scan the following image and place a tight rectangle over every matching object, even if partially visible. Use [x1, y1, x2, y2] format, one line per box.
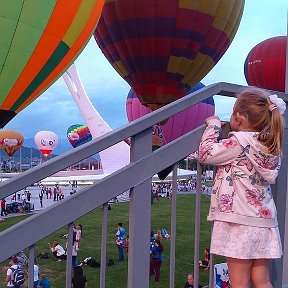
[197, 116, 242, 166]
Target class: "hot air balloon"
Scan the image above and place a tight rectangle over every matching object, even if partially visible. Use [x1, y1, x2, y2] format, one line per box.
[0, 130, 24, 157]
[0, 0, 104, 128]
[34, 131, 58, 158]
[67, 124, 92, 148]
[244, 36, 287, 92]
[126, 83, 215, 144]
[95, 0, 244, 110]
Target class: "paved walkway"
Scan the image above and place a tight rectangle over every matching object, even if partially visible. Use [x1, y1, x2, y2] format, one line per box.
[1, 185, 130, 219]
[2, 186, 78, 219]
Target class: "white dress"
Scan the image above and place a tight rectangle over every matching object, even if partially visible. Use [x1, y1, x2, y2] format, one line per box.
[211, 220, 282, 259]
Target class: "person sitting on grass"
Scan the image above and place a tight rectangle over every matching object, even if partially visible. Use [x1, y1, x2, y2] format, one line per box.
[199, 247, 210, 270]
[184, 272, 203, 288]
[48, 241, 67, 262]
[39, 274, 51, 288]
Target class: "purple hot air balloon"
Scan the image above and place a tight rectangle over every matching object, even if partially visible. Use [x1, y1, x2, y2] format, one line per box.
[126, 83, 215, 145]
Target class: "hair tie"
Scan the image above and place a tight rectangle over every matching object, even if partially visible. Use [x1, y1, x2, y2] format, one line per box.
[269, 103, 278, 112]
[269, 94, 286, 115]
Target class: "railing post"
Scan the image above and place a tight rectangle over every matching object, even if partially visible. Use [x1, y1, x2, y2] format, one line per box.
[193, 161, 202, 287]
[28, 244, 35, 288]
[169, 163, 178, 288]
[271, 109, 288, 287]
[66, 222, 74, 287]
[128, 128, 152, 288]
[100, 202, 108, 288]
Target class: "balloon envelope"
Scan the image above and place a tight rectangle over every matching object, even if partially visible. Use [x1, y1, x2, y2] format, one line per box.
[0, 0, 104, 128]
[0, 130, 24, 157]
[34, 131, 58, 158]
[244, 36, 287, 92]
[126, 83, 215, 144]
[67, 124, 92, 148]
[95, 0, 244, 110]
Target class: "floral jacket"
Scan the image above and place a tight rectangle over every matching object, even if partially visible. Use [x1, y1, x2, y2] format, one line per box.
[198, 116, 280, 228]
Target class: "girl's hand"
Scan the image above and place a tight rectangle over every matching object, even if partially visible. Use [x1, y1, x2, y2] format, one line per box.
[219, 122, 231, 139]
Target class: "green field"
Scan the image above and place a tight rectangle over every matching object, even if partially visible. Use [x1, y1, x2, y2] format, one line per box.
[0, 194, 225, 287]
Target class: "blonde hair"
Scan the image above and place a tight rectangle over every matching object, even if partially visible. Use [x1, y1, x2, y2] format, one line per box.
[233, 89, 284, 155]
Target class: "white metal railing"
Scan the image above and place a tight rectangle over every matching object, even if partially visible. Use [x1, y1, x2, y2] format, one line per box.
[0, 83, 287, 287]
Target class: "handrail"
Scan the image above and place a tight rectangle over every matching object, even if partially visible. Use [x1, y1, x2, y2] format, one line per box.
[0, 82, 223, 199]
[1, 82, 287, 286]
[0, 123, 205, 262]
[1, 82, 287, 200]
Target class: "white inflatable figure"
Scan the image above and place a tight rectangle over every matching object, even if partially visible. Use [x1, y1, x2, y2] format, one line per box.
[63, 63, 130, 175]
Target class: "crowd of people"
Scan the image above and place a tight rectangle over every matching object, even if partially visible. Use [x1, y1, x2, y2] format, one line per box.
[151, 179, 212, 201]
[0, 183, 78, 220]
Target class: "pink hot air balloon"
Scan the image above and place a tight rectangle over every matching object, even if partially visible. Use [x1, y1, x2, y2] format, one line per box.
[126, 83, 215, 144]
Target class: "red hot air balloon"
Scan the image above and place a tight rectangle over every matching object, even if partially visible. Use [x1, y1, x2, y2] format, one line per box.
[95, 0, 244, 110]
[244, 36, 287, 92]
[126, 83, 215, 144]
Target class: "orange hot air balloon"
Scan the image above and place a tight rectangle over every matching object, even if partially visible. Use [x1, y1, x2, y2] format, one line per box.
[34, 131, 58, 158]
[0, 130, 24, 157]
[0, 0, 104, 128]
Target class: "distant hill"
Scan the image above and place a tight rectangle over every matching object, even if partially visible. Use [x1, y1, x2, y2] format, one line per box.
[23, 138, 72, 155]
[0, 139, 100, 167]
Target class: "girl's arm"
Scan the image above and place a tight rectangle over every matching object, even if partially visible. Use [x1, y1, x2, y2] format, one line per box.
[197, 116, 242, 166]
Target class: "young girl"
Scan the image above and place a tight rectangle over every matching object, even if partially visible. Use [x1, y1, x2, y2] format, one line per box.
[197, 90, 286, 287]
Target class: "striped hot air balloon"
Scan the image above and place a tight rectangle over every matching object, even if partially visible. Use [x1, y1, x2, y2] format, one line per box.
[0, 0, 104, 128]
[67, 124, 92, 148]
[95, 0, 244, 110]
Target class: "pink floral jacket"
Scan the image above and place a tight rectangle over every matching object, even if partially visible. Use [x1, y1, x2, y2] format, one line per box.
[198, 116, 280, 228]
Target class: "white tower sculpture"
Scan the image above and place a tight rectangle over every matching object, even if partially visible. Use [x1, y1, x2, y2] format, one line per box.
[63, 63, 130, 175]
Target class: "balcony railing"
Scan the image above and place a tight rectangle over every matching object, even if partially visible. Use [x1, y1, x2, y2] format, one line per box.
[0, 82, 287, 287]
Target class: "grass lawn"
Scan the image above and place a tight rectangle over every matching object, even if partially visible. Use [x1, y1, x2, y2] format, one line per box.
[0, 194, 225, 287]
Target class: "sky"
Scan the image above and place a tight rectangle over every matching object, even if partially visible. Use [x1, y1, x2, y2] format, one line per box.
[4, 0, 288, 152]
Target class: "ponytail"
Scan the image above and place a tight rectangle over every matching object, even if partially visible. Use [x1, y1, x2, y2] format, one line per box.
[235, 90, 284, 156]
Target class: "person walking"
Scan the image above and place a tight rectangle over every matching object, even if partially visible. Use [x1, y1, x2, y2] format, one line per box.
[39, 192, 43, 208]
[1, 198, 8, 216]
